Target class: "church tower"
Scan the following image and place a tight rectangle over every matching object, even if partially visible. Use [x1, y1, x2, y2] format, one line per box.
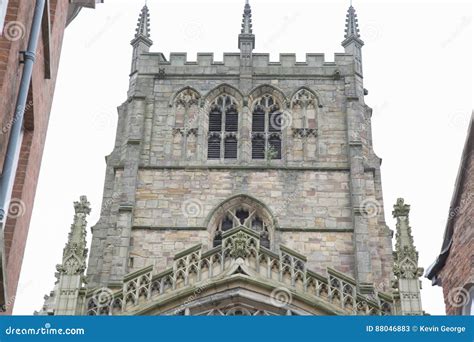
[38, 2, 423, 316]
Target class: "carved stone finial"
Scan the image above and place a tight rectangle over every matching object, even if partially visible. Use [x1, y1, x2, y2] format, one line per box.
[392, 198, 410, 217]
[344, 5, 360, 39]
[58, 196, 91, 276]
[135, 4, 151, 39]
[392, 198, 416, 259]
[342, 4, 364, 48]
[391, 198, 423, 315]
[241, 0, 253, 35]
[131, 4, 153, 47]
[238, 0, 255, 56]
[74, 196, 91, 215]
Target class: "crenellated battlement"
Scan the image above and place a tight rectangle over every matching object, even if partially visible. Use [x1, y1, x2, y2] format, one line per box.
[137, 52, 355, 76]
[154, 52, 353, 67]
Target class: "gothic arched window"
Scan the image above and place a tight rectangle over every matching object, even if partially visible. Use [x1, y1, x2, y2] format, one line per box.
[171, 88, 201, 160]
[290, 88, 318, 129]
[207, 95, 239, 160]
[289, 88, 319, 161]
[251, 95, 282, 160]
[173, 88, 201, 128]
[212, 206, 271, 249]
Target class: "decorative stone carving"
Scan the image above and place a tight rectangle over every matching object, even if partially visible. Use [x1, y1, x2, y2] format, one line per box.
[57, 196, 90, 276]
[174, 88, 201, 108]
[84, 227, 393, 316]
[157, 68, 166, 79]
[291, 89, 317, 109]
[172, 128, 199, 137]
[392, 198, 424, 315]
[226, 231, 254, 259]
[292, 128, 318, 138]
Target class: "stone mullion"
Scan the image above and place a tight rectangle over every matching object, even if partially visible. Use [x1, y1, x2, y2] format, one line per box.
[197, 101, 208, 163]
[181, 104, 188, 161]
[241, 104, 251, 163]
[221, 104, 226, 161]
[264, 108, 269, 156]
[302, 104, 308, 161]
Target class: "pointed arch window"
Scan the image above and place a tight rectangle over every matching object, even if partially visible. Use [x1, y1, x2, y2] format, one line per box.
[208, 95, 239, 160]
[251, 95, 282, 160]
[213, 207, 271, 249]
[173, 88, 201, 128]
[290, 88, 318, 130]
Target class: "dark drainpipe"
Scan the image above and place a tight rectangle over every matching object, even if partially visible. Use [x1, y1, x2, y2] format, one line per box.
[0, 0, 46, 222]
[0, 0, 46, 310]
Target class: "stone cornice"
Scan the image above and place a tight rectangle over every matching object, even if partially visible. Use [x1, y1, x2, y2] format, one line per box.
[113, 165, 351, 172]
[131, 226, 354, 233]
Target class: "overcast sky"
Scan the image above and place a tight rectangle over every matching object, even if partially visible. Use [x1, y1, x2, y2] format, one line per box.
[13, 0, 472, 314]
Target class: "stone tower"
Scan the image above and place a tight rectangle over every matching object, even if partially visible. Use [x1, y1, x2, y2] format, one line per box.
[38, 2, 423, 316]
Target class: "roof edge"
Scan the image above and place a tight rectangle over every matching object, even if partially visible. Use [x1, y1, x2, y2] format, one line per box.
[426, 111, 473, 283]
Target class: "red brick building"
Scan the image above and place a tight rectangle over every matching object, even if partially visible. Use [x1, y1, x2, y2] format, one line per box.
[426, 112, 473, 315]
[0, 0, 102, 314]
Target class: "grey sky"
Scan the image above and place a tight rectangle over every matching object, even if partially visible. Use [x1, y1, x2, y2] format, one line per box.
[14, 0, 472, 314]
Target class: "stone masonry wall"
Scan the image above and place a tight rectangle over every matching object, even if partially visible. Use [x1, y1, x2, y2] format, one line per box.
[0, 0, 70, 314]
[86, 50, 394, 293]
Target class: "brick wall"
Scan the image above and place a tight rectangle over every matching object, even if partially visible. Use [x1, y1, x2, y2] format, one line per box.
[439, 145, 473, 315]
[0, 0, 70, 314]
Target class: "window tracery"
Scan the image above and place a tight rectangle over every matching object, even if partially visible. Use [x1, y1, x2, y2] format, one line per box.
[207, 95, 239, 159]
[213, 205, 271, 249]
[290, 88, 318, 136]
[173, 88, 200, 129]
[251, 95, 282, 159]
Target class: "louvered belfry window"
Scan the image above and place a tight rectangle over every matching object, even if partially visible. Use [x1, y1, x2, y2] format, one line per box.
[207, 95, 239, 160]
[225, 107, 238, 132]
[252, 95, 282, 160]
[209, 108, 222, 132]
[207, 134, 221, 159]
[252, 134, 265, 159]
